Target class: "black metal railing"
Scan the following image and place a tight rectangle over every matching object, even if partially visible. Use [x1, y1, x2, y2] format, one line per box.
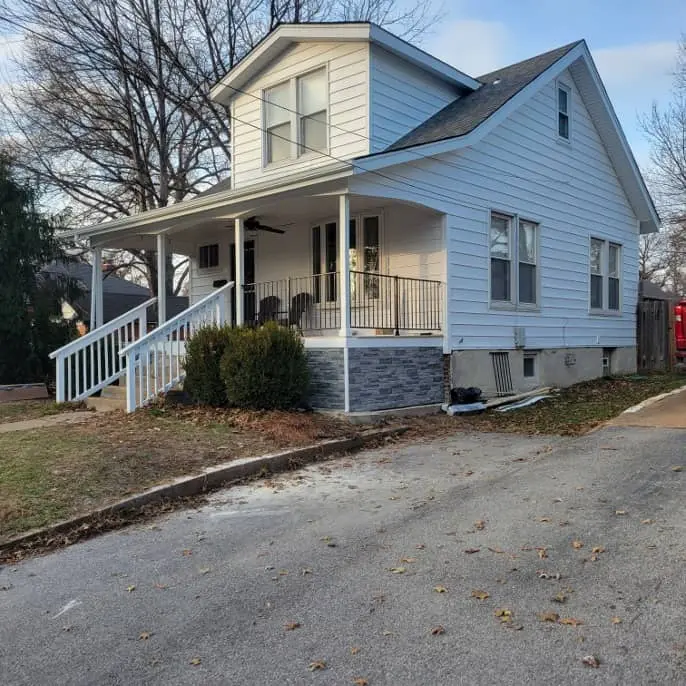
[350, 270, 442, 334]
[243, 271, 442, 335]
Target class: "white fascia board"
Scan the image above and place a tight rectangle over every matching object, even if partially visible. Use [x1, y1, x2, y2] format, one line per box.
[210, 24, 372, 103]
[77, 163, 354, 241]
[369, 24, 481, 91]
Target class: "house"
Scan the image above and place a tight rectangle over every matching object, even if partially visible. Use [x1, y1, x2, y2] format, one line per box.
[51, 22, 659, 413]
[639, 279, 675, 302]
[42, 260, 189, 331]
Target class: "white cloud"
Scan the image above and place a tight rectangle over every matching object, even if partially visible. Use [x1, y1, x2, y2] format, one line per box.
[431, 19, 511, 77]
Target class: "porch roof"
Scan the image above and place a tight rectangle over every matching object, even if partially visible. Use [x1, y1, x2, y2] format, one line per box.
[71, 162, 353, 247]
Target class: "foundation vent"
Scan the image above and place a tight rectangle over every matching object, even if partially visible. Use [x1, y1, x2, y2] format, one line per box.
[490, 352, 514, 396]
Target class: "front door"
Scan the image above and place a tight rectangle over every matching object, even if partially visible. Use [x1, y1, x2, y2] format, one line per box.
[230, 240, 256, 325]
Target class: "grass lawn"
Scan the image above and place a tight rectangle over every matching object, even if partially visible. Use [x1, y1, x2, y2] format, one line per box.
[0, 400, 87, 424]
[406, 373, 686, 437]
[0, 406, 358, 542]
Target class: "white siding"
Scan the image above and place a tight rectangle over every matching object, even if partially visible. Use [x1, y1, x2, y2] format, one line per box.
[188, 234, 233, 305]
[351, 68, 638, 351]
[232, 41, 370, 189]
[369, 45, 460, 153]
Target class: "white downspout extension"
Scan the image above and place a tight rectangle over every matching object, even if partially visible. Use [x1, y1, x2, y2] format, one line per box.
[234, 217, 245, 326]
[156, 233, 167, 325]
[338, 193, 351, 338]
[91, 246, 103, 330]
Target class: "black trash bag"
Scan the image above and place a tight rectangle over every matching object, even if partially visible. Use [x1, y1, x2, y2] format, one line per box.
[450, 386, 483, 404]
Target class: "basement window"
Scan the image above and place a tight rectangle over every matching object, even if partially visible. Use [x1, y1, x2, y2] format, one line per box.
[199, 243, 219, 269]
[523, 353, 537, 378]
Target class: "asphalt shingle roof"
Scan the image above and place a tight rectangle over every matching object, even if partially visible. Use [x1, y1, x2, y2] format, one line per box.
[384, 41, 583, 153]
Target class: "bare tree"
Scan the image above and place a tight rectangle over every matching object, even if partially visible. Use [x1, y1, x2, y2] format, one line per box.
[0, 0, 441, 294]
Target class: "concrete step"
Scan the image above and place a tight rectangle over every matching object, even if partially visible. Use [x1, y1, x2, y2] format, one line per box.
[101, 385, 126, 400]
[86, 395, 125, 412]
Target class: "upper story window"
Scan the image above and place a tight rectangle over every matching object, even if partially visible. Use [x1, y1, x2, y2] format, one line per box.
[490, 212, 540, 308]
[557, 83, 571, 140]
[264, 67, 328, 165]
[590, 238, 621, 312]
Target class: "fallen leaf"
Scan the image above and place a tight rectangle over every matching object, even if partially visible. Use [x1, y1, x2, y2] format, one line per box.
[430, 625, 446, 635]
[552, 592, 568, 604]
[538, 612, 560, 622]
[611, 616, 622, 624]
[671, 466, 683, 472]
[537, 517, 552, 523]
[285, 622, 300, 631]
[382, 630, 393, 636]
[494, 608, 513, 620]
[474, 520, 486, 530]
[153, 583, 168, 590]
[503, 623, 524, 631]
[400, 557, 418, 564]
[415, 544, 426, 550]
[464, 548, 480, 554]
[302, 568, 312, 575]
[488, 547, 505, 554]
[559, 617, 584, 627]
[537, 548, 548, 559]
[308, 660, 326, 671]
[138, 631, 151, 640]
[471, 589, 489, 600]
[572, 540, 584, 550]
[353, 679, 368, 686]
[182, 549, 192, 556]
[199, 568, 211, 575]
[464, 470, 474, 477]
[190, 657, 201, 666]
[537, 571, 561, 580]
[126, 585, 136, 593]
[278, 570, 289, 576]
[591, 546, 605, 554]
[433, 585, 448, 594]
[615, 510, 627, 516]
[389, 567, 406, 574]
[642, 519, 654, 525]
[350, 647, 360, 655]
[582, 655, 600, 668]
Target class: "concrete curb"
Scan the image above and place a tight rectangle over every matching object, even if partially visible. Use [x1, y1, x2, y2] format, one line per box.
[0, 426, 407, 553]
[620, 383, 686, 414]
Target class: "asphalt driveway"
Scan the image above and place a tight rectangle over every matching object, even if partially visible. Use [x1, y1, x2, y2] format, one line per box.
[1, 423, 685, 685]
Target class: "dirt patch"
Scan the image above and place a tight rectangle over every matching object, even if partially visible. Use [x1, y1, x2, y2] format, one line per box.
[0, 405, 364, 542]
[402, 374, 686, 437]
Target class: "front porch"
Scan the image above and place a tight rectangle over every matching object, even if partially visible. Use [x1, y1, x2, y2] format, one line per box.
[53, 180, 448, 413]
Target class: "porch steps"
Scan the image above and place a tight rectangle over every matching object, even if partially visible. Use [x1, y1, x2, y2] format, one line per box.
[86, 384, 127, 412]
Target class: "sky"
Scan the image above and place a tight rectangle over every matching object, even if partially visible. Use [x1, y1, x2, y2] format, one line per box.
[0, 1, 684, 168]
[430, 0, 686, 167]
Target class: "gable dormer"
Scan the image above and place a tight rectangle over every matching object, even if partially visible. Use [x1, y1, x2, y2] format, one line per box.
[211, 23, 479, 190]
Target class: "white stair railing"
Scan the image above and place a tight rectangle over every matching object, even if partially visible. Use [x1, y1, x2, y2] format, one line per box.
[119, 282, 234, 413]
[50, 298, 157, 403]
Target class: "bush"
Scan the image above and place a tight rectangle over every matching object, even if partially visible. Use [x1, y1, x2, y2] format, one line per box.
[220, 322, 309, 410]
[183, 325, 236, 406]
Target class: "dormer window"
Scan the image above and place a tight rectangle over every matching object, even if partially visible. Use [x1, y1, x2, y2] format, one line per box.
[264, 67, 328, 165]
[557, 83, 570, 140]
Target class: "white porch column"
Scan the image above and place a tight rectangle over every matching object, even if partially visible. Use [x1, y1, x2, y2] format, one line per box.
[91, 246, 103, 329]
[234, 217, 245, 326]
[156, 233, 167, 325]
[338, 193, 351, 337]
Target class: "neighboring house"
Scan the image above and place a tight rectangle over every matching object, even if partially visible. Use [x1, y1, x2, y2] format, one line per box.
[42, 260, 188, 329]
[52, 22, 659, 412]
[639, 280, 675, 302]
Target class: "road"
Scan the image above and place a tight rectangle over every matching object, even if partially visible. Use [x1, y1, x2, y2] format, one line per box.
[1, 422, 685, 685]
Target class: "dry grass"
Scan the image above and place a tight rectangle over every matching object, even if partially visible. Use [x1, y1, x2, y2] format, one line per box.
[0, 405, 358, 542]
[0, 400, 87, 424]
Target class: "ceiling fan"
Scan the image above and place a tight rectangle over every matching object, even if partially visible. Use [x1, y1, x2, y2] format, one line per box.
[243, 216, 286, 234]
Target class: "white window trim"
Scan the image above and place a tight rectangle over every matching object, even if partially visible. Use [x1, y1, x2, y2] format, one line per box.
[197, 243, 221, 272]
[488, 211, 541, 311]
[556, 81, 572, 142]
[589, 237, 622, 315]
[262, 65, 329, 168]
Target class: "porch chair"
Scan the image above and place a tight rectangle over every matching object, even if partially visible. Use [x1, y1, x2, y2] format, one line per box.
[257, 295, 282, 325]
[288, 292, 314, 332]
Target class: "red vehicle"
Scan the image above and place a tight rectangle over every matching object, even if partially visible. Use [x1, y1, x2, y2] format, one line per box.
[675, 301, 686, 359]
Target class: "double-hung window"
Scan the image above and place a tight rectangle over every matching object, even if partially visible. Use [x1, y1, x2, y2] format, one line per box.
[490, 212, 539, 307]
[590, 238, 621, 312]
[557, 83, 571, 140]
[264, 67, 328, 164]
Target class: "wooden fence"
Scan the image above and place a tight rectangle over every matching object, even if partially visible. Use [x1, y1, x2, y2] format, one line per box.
[637, 300, 674, 372]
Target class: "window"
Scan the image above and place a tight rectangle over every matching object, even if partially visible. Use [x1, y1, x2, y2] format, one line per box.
[199, 244, 219, 269]
[523, 353, 537, 378]
[590, 238, 621, 312]
[557, 84, 570, 140]
[264, 67, 328, 164]
[490, 213, 539, 307]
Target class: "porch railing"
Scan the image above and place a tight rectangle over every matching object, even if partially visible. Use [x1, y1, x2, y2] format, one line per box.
[119, 282, 234, 412]
[244, 271, 442, 334]
[49, 297, 157, 403]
